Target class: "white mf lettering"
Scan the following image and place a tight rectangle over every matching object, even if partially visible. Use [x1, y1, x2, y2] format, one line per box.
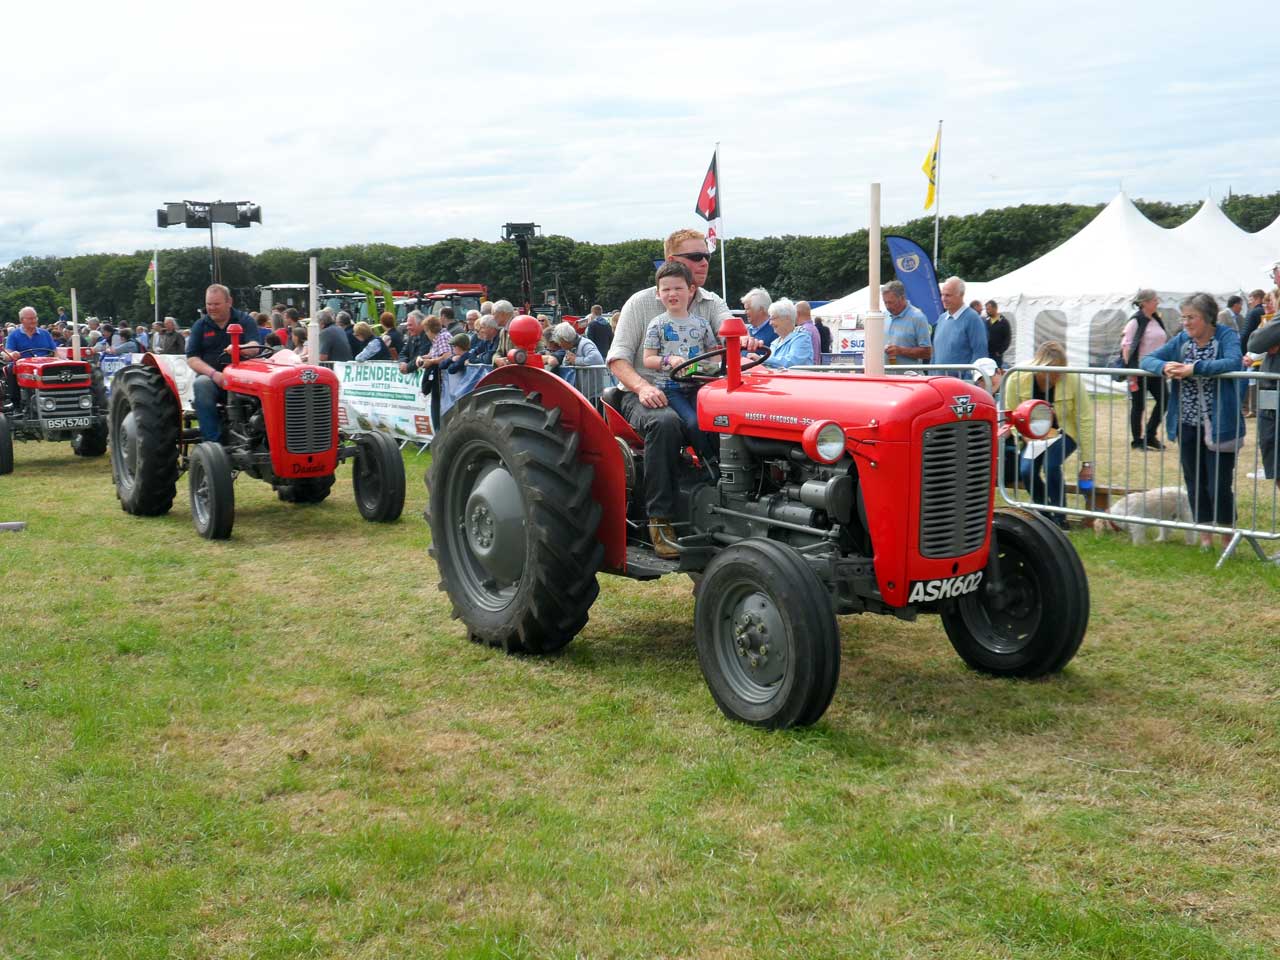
[908, 571, 984, 603]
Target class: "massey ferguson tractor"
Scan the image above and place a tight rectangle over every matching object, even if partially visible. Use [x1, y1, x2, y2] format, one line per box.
[0, 346, 108, 475]
[426, 315, 1089, 729]
[108, 325, 405, 539]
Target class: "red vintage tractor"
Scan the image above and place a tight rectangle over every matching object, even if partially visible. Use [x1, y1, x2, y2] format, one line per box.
[426, 316, 1088, 729]
[0, 347, 109, 474]
[108, 326, 405, 539]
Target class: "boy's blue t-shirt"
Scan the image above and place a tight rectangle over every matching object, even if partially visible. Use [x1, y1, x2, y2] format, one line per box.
[642, 311, 718, 384]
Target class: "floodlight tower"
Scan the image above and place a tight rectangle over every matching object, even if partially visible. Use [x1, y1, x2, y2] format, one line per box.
[156, 200, 262, 283]
[502, 222, 541, 316]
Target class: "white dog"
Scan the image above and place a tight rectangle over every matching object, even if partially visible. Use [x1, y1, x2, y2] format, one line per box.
[1105, 486, 1195, 545]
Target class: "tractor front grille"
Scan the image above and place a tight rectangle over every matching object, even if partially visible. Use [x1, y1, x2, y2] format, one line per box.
[36, 388, 92, 416]
[919, 420, 992, 558]
[283, 383, 334, 454]
[38, 365, 89, 386]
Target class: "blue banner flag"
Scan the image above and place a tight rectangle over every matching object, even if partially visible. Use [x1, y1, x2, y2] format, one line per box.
[885, 235, 943, 327]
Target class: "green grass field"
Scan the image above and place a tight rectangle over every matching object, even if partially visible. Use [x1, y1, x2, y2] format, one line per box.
[1, 439, 1278, 959]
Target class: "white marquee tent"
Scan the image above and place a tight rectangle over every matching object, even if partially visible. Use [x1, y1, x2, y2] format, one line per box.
[814, 193, 1280, 370]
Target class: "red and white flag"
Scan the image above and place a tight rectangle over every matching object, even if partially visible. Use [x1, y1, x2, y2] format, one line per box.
[694, 149, 720, 222]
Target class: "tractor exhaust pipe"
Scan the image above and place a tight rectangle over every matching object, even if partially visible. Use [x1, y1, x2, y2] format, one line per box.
[718, 313, 748, 392]
[70, 288, 82, 361]
[864, 183, 885, 377]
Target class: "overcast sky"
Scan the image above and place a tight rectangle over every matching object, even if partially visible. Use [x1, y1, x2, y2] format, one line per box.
[3, 0, 1275, 267]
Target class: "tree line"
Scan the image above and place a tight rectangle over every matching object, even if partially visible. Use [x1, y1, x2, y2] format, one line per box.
[3, 193, 1277, 326]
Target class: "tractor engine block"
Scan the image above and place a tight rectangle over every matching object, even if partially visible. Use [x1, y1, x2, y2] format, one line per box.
[694, 434, 862, 554]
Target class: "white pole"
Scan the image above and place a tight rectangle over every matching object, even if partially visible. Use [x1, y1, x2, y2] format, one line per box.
[153, 249, 160, 331]
[864, 183, 885, 377]
[70, 288, 82, 360]
[932, 120, 943, 271]
[308, 257, 321, 363]
[716, 142, 728, 300]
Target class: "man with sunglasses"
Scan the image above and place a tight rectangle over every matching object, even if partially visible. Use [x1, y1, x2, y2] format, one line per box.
[607, 228, 735, 553]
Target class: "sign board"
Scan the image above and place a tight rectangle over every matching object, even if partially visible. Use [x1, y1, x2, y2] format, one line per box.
[331, 361, 433, 445]
[833, 313, 865, 365]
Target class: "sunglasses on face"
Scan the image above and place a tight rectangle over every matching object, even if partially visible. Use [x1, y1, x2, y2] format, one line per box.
[675, 252, 712, 263]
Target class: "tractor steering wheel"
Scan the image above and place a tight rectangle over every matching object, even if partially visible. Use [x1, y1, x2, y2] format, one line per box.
[669, 345, 771, 383]
[219, 341, 275, 363]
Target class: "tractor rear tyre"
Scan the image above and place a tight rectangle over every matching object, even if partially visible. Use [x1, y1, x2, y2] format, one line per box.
[109, 366, 180, 516]
[427, 386, 603, 655]
[941, 507, 1089, 677]
[352, 432, 405, 522]
[694, 538, 841, 729]
[0, 413, 12, 475]
[277, 475, 335, 504]
[189, 441, 235, 540]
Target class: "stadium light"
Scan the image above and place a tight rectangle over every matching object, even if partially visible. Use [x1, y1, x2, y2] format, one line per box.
[156, 200, 262, 282]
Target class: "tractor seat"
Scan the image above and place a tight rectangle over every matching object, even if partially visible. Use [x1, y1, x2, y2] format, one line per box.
[598, 386, 644, 449]
[600, 386, 624, 411]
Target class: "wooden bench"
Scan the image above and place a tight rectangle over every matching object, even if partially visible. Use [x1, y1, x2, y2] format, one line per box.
[1059, 483, 1131, 529]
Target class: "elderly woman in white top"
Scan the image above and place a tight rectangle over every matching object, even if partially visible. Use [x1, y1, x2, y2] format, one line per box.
[749, 298, 814, 369]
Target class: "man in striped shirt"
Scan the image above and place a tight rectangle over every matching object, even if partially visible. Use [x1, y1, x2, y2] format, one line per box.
[881, 280, 932, 366]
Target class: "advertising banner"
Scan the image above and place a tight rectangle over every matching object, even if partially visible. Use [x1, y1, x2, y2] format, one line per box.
[99, 354, 131, 394]
[833, 317, 866, 364]
[332, 361, 433, 445]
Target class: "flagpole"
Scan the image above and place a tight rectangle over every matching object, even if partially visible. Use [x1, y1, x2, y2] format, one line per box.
[932, 121, 943, 273]
[716, 141, 728, 299]
[153, 248, 160, 330]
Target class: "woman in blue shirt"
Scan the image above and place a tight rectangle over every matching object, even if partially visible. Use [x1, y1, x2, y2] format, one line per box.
[1139, 292, 1245, 549]
[749, 298, 814, 370]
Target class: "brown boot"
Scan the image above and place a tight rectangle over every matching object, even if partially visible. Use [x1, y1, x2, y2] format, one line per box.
[648, 518, 680, 559]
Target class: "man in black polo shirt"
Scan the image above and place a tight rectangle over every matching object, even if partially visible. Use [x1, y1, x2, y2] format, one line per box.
[187, 284, 259, 441]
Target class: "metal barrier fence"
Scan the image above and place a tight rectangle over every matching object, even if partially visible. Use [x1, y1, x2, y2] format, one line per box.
[995, 365, 1279, 567]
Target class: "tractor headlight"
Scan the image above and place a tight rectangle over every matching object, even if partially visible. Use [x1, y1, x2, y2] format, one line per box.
[79, 394, 93, 409]
[802, 420, 846, 464]
[1011, 399, 1054, 439]
[43, 397, 56, 411]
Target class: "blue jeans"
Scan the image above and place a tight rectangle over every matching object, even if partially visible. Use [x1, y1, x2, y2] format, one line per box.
[1019, 433, 1077, 525]
[661, 382, 714, 461]
[193, 375, 224, 442]
[662, 382, 699, 434]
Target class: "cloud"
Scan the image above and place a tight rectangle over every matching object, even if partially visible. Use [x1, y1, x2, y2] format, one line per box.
[3, 0, 1277, 268]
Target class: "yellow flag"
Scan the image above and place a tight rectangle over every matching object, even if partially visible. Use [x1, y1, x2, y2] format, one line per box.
[144, 257, 156, 305]
[922, 128, 940, 210]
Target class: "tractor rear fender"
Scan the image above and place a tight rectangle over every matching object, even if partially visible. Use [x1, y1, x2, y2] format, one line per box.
[137, 354, 184, 422]
[480, 365, 627, 572]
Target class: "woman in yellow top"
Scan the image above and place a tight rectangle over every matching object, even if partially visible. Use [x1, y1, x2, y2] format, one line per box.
[1001, 341, 1095, 528]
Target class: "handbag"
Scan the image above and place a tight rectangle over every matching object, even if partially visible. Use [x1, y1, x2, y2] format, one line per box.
[1107, 350, 1128, 382]
[1203, 415, 1245, 454]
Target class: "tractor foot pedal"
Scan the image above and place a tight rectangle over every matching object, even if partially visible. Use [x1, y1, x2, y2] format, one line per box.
[622, 545, 681, 581]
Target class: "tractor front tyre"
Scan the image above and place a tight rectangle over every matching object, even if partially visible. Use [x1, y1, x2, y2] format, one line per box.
[426, 386, 604, 655]
[0, 413, 13, 475]
[277, 475, 335, 504]
[189, 442, 235, 540]
[694, 538, 841, 729]
[73, 368, 109, 457]
[71, 422, 108, 457]
[941, 508, 1089, 677]
[109, 366, 180, 516]
[352, 432, 405, 522]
